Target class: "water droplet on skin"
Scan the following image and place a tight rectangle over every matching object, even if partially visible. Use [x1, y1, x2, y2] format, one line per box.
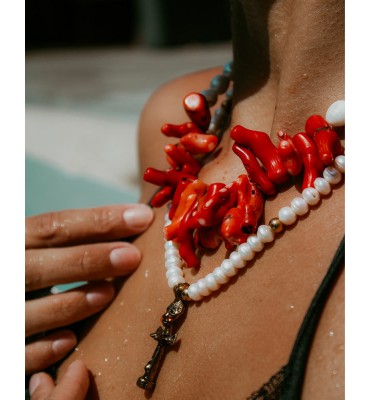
[144, 269, 150, 278]
[124, 339, 128, 344]
[120, 301, 124, 306]
[290, 305, 295, 310]
[116, 356, 121, 361]
[332, 369, 338, 375]
[97, 372, 102, 376]
[147, 307, 152, 312]
[75, 347, 79, 352]
[104, 358, 109, 362]
[329, 330, 334, 337]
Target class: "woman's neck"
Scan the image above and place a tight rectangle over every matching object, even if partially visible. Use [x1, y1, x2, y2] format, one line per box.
[230, 0, 344, 142]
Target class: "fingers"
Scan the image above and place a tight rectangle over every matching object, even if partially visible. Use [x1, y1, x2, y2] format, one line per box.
[29, 360, 89, 400]
[29, 372, 56, 400]
[26, 203, 154, 249]
[26, 241, 141, 292]
[26, 330, 77, 375]
[26, 282, 115, 337]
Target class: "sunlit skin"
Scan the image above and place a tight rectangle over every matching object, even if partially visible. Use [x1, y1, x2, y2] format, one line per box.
[55, 1, 344, 399]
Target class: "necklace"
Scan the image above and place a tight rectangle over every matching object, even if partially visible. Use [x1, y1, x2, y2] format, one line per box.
[137, 62, 345, 391]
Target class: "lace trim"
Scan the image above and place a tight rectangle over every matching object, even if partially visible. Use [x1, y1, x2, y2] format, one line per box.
[247, 366, 287, 400]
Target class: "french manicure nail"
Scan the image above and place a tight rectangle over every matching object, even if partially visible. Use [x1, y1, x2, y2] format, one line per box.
[123, 204, 153, 230]
[110, 246, 141, 270]
[86, 285, 115, 307]
[52, 333, 77, 356]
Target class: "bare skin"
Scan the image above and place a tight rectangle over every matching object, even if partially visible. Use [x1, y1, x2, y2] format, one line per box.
[56, 0, 344, 399]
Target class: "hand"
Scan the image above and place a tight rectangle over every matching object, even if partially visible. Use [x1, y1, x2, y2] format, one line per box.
[29, 360, 89, 400]
[25, 204, 154, 375]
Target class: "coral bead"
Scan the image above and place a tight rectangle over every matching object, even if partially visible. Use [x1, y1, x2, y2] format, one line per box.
[188, 284, 203, 301]
[183, 92, 211, 131]
[278, 207, 297, 225]
[302, 187, 320, 206]
[257, 225, 275, 243]
[334, 155, 345, 173]
[290, 197, 309, 216]
[314, 177, 332, 195]
[323, 166, 342, 185]
[325, 100, 345, 126]
[247, 235, 264, 252]
[237, 243, 255, 261]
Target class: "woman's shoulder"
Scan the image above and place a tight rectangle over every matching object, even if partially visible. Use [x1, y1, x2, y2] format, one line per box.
[137, 67, 222, 201]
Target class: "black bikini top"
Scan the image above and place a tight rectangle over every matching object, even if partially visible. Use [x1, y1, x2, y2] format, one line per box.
[248, 236, 345, 400]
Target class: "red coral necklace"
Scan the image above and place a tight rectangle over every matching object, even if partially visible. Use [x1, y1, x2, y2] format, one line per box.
[137, 62, 345, 392]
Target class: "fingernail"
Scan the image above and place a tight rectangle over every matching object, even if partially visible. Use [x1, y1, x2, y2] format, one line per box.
[110, 246, 141, 270]
[52, 332, 77, 356]
[86, 284, 115, 307]
[123, 204, 153, 230]
[29, 374, 40, 396]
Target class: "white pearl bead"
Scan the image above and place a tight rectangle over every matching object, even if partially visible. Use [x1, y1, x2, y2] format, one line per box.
[257, 225, 274, 243]
[168, 275, 185, 289]
[165, 256, 181, 269]
[229, 251, 246, 268]
[278, 206, 297, 225]
[323, 166, 342, 185]
[314, 177, 332, 195]
[290, 197, 309, 216]
[204, 273, 221, 291]
[302, 187, 320, 206]
[196, 279, 211, 297]
[334, 155, 345, 173]
[325, 100, 345, 126]
[188, 284, 203, 301]
[247, 235, 264, 252]
[164, 240, 178, 250]
[165, 248, 179, 258]
[237, 243, 255, 261]
[213, 266, 230, 284]
[165, 267, 183, 279]
[221, 259, 238, 277]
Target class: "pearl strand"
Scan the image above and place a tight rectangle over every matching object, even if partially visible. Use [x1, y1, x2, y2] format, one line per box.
[163, 155, 345, 301]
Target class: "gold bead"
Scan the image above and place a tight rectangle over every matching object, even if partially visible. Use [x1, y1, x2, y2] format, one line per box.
[269, 217, 284, 233]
